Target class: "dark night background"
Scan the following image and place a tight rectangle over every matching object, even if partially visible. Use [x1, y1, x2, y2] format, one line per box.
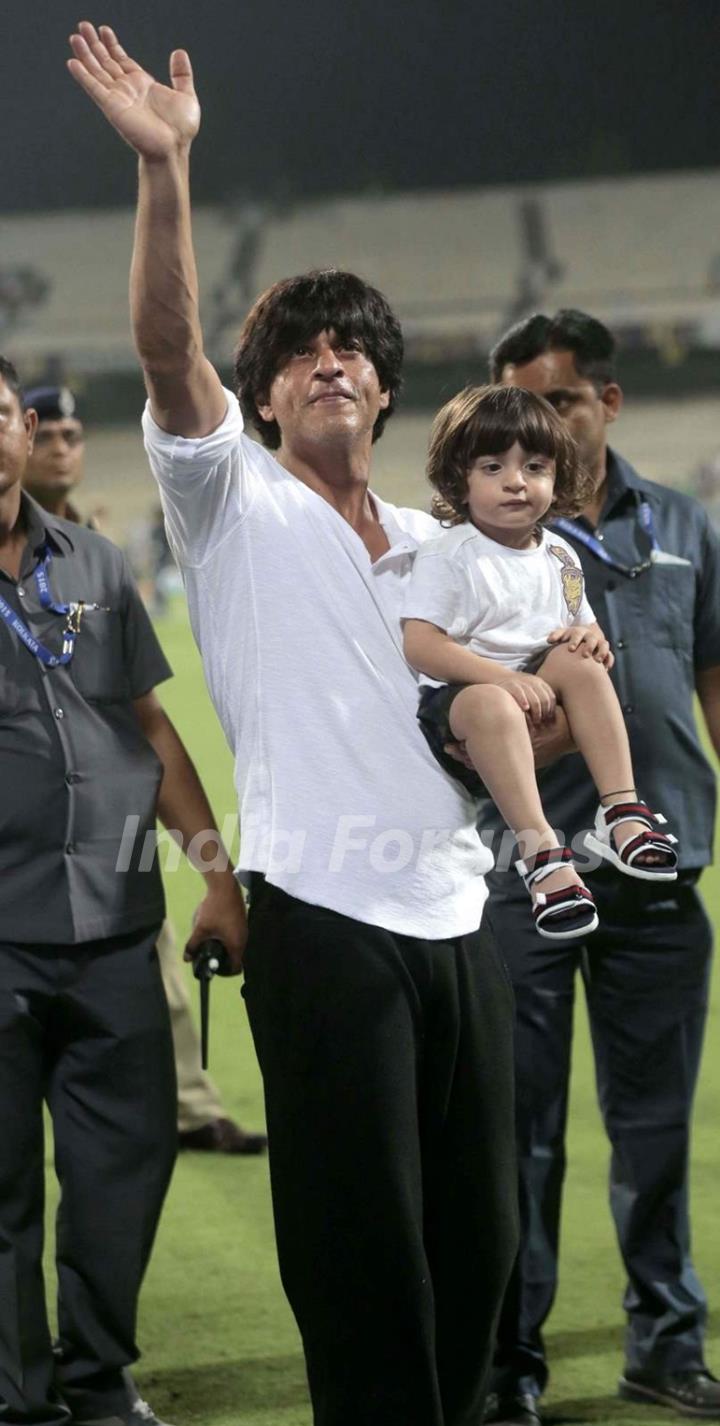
[3, 0, 718, 214]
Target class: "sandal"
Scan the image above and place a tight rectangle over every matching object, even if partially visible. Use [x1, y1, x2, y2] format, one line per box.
[584, 799, 678, 881]
[515, 846, 599, 941]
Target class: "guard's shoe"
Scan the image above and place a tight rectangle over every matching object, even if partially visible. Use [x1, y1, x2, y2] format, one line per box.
[484, 1390, 542, 1426]
[619, 1370, 720, 1419]
[73, 1398, 174, 1426]
[178, 1116, 267, 1154]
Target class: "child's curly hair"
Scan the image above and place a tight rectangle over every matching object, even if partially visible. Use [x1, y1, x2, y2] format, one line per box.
[427, 384, 595, 525]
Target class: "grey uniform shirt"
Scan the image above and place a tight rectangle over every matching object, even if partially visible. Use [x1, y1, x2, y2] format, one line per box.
[478, 449, 720, 877]
[0, 495, 171, 943]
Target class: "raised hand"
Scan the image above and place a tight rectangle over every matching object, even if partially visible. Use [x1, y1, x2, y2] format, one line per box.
[67, 21, 200, 158]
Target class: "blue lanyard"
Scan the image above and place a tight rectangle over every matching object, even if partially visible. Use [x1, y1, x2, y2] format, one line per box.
[552, 498, 659, 579]
[0, 546, 101, 667]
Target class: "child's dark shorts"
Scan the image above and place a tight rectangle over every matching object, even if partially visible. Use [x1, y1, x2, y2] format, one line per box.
[417, 683, 488, 797]
[417, 648, 548, 796]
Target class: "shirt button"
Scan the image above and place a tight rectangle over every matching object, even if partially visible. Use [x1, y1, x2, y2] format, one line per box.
[624, 703, 634, 714]
[616, 639, 626, 649]
[65, 842, 76, 856]
[65, 772, 79, 785]
[54, 708, 65, 719]
[17, 586, 25, 597]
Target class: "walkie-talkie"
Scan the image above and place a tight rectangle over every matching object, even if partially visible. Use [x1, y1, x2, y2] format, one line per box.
[192, 939, 233, 1070]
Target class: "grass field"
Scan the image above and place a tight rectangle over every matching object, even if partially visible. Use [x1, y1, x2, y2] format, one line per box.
[47, 601, 720, 1426]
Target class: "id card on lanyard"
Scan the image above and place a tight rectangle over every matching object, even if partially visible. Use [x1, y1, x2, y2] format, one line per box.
[0, 546, 108, 667]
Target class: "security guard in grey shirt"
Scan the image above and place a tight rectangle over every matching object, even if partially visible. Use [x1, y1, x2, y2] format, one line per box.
[20, 379, 267, 1157]
[0, 357, 247, 1426]
[478, 312, 720, 1426]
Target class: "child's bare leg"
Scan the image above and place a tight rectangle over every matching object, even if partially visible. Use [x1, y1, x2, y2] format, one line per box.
[539, 644, 663, 863]
[449, 684, 584, 900]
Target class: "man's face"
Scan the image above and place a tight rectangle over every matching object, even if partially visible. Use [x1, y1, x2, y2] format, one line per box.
[498, 348, 622, 477]
[0, 378, 37, 498]
[256, 329, 390, 457]
[23, 414, 85, 500]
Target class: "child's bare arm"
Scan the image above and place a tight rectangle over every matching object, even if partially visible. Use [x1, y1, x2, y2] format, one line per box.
[403, 618, 509, 686]
[403, 619, 556, 724]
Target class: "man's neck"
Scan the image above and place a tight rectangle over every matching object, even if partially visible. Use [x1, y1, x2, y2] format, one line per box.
[28, 487, 69, 520]
[0, 485, 26, 579]
[0, 485, 24, 541]
[580, 448, 609, 528]
[276, 437, 391, 560]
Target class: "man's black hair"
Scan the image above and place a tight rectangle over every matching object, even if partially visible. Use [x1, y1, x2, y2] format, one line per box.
[0, 355, 23, 404]
[234, 268, 403, 448]
[489, 309, 617, 389]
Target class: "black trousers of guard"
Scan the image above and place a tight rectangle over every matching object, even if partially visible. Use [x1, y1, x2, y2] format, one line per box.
[0, 925, 177, 1426]
[243, 876, 519, 1426]
[486, 870, 712, 1398]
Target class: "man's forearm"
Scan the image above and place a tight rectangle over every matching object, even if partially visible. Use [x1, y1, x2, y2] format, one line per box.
[134, 693, 229, 871]
[131, 152, 199, 373]
[130, 153, 225, 436]
[155, 724, 228, 871]
[133, 692, 247, 967]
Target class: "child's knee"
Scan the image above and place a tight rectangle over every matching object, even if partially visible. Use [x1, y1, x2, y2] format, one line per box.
[542, 643, 605, 685]
[449, 683, 521, 740]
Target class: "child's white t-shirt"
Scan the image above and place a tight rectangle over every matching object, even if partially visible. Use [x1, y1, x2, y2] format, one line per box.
[403, 521, 595, 673]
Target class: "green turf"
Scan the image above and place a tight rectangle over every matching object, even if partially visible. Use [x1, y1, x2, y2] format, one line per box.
[46, 600, 719, 1425]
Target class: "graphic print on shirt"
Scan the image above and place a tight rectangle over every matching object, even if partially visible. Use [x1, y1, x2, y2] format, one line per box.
[548, 544, 585, 617]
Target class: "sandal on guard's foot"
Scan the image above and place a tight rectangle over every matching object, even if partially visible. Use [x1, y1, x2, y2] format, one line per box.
[515, 846, 599, 941]
[584, 799, 678, 881]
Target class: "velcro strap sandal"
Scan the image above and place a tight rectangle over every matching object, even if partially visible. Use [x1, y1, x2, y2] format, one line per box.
[584, 800, 678, 881]
[515, 846, 599, 941]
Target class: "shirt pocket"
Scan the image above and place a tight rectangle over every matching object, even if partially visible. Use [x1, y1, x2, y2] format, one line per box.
[645, 562, 696, 653]
[69, 610, 131, 702]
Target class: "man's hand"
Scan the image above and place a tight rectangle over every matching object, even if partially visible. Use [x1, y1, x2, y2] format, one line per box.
[67, 22, 200, 158]
[547, 622, 614, 668]
[185, 871, 248, 975]
[445, 705, 576, 774]
[497, 671, 557, 725]
[527, 707, 576, 769]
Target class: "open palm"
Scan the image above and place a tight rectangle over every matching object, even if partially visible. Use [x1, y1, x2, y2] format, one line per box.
[67, 22, 200, 158]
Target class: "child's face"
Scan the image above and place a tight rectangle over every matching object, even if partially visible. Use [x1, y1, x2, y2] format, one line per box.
[464, 441, 556, 546]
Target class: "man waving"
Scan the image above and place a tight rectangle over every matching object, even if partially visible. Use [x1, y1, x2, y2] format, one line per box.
[67, 25, 518, 1426]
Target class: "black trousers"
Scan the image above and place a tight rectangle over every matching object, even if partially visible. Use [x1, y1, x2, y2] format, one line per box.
[0, 925, 177, 1426]
[486, 871, 712, 1397]
[243, 877, 519, 1426]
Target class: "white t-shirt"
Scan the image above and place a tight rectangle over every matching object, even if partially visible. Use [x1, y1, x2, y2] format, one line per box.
[403, 521, 595, 674]
[143, 391, 490, 938]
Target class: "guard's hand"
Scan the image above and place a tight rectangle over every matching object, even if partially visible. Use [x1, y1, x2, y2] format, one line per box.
[547, 623, 614, 668]
[185, 871, 247, 975]
[67, 23, 201, 158]
[497, 671, 557, 725]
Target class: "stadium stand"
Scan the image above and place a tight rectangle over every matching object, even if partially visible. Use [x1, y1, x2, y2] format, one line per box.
[3, 170, 720, 371]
